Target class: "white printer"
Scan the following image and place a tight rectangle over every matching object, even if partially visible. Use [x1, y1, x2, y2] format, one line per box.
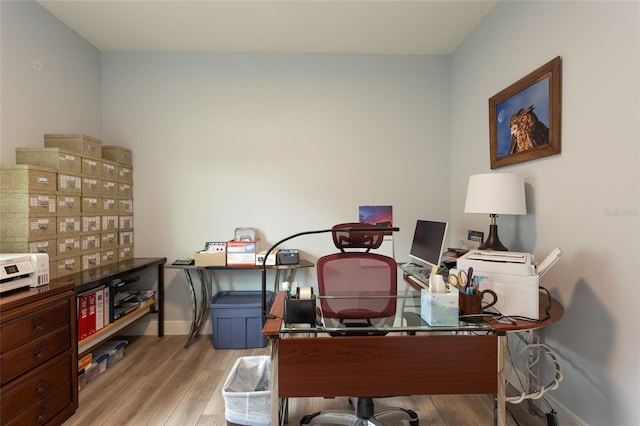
[0, 253, 50, 293]
[456, 250, 540, 319]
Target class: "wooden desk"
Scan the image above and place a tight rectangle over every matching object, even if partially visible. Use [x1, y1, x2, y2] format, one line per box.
[264, 291, 564, 426]
[167, 260, 314, 348]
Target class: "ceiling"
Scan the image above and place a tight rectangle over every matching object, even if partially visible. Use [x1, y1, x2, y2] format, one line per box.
[37, 1, 498, 55]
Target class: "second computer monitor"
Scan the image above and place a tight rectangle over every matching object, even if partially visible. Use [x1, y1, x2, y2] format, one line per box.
[409, 220, 448, 270]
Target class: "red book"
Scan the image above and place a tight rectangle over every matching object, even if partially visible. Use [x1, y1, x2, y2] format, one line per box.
[87, 290, 97, 337]
[78, 293, 89, 341]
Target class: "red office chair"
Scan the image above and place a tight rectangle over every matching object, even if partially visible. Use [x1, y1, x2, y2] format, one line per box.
[300, 223, 419, 426]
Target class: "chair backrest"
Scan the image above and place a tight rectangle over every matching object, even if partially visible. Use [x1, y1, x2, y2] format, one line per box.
[318, 223, 397, 322]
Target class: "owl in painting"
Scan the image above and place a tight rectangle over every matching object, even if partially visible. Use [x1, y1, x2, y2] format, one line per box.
[508, 105, 549, 154]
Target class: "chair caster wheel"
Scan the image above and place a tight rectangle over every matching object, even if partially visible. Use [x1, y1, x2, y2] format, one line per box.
[407, 409, 419, 426]
[300, 411, 320, 425]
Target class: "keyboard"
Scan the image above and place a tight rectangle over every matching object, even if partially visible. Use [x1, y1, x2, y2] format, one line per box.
[400, 263, 430, 288]
[406, 274, 429, 289]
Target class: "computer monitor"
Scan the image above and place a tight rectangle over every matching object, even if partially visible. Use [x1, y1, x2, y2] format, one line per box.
[409, 220, 448, 270]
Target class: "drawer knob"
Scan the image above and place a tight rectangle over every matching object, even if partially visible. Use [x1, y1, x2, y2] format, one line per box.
[32, 346, 44, 360]
[35, 381, 46, 395]
[32, 318, 44, 333]
[35, 407, 46, 423]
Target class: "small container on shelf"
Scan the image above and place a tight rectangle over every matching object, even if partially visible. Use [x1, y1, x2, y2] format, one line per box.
[92, 340, 129, 368]
[85, 353, 109, 382]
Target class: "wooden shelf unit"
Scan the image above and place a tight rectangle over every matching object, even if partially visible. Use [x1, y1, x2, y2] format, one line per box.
[78, 299, 156, 354]
[50, 257, 166, 356]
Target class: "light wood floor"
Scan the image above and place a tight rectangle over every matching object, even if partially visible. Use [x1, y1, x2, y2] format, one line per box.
[64, 335, 547, 426]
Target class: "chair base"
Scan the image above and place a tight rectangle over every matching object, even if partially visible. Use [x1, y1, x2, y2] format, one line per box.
[299, 398, 419, 426]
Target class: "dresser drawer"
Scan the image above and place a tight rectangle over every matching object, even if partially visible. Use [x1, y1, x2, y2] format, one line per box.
[5, 380, 73, 426]
[1, 354, 72, 423]
[1, 326, 70, 385]
[1, 299, 70, 352]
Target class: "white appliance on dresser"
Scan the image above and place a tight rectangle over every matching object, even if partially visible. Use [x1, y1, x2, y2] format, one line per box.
[0, 253, 49, 293]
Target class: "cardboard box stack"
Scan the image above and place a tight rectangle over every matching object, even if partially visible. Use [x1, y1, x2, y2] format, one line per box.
[0, 134, 134, 278]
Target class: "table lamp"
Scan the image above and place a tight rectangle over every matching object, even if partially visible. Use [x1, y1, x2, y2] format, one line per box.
[464, 173, 526, 251]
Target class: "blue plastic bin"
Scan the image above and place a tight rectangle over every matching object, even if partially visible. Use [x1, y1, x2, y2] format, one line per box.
[209, 291, 274, 349]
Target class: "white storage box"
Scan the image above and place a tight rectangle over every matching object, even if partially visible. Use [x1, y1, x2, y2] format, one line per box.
[222, 356, 271, 426]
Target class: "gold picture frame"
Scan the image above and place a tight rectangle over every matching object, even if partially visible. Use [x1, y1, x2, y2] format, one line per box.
[489, 56, 562, 169]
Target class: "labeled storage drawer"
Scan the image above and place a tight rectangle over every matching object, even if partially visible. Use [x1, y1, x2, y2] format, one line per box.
[0, 193, 56, 216]
[0, 238, 57, 259]
[118, 246, 134, 262]
[58, 174, 82, 195]
[102, 180, 118, 198]
[58, 216, 82, 236]
[57, 236, 82, 258]
[117, 166, 133, 184]
[0, 164, 57, 194]
[0, 215, 56, 239]
[55, 256, 81, 278]
[82, 215, 101, 233]
[57, 195, 81, 216]
[102, 198, 118, 215]
[82, 177, 102, 196]
[81, 197, 103, 215]
[82, 252, 101, 270]
[81, 234, 101, 253]
[81, 157, 102, 177]
[101, 233, 117, 250]
[101, 159, 119, 180]
[16, 147, 81, 175]
[101, 249, 117, 266]
[118, 182, 133, 199]
[102, 215, 118, 232]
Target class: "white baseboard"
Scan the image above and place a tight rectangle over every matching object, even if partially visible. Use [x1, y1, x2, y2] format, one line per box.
[118, 319, 213, 336]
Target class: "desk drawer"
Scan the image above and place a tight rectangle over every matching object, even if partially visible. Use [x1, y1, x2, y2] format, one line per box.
[5, 379, 73, 426]
[1, 354, 72, 423]
[1, 326, 70, 385]
[0, 299, 70, 352]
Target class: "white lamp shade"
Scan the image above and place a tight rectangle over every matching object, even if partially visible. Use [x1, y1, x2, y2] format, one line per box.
[464, 173, 526, 215]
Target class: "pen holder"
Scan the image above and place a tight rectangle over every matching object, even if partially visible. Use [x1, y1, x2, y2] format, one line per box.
[284, 296, 317, 325]
[458, 289, 498, 317]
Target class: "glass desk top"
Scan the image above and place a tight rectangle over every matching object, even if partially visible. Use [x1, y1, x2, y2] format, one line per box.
[278, 291, 496, 335]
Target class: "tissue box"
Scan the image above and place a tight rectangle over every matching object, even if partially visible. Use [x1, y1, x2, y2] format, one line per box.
[420, 287, 459, 326]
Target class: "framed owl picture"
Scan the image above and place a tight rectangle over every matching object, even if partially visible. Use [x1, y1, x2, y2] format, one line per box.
[489, 56, 562, 169]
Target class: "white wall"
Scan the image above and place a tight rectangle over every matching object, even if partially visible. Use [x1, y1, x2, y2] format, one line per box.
[450, 1, 639, 425]
[100, 52, 452, 325]
[0, 1, 101, 162]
